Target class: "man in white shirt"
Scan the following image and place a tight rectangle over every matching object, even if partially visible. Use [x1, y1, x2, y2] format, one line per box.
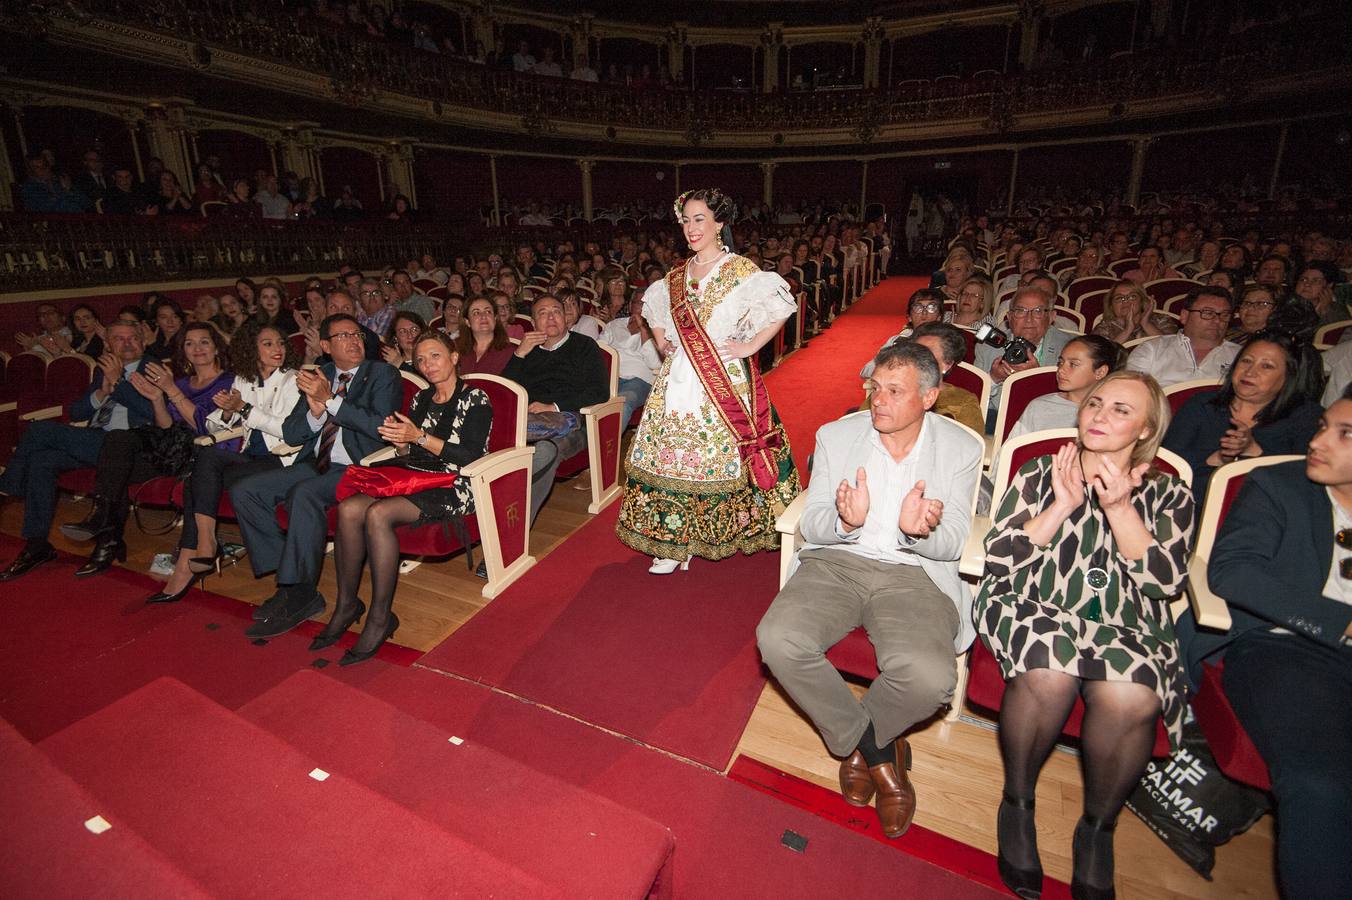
[569, 59, 599, 82]
[511, 40, 535, 72]
[601, 294, 662, 424]
[757, 342, 982, 840]
[1126, 286, 1238, 388]
[254, 174, 291, 220]
[533, 47, 562, 77]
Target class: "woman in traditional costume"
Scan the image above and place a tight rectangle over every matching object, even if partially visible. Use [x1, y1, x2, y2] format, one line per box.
[616, 188, 801, 574]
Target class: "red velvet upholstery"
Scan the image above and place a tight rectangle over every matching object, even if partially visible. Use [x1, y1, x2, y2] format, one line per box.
[999, 370, 1059, 445]
[1165, 383, 1217, 416]
[1066, 276, 1116, 307]
[43, 356, 94, 411]
[958, 328, 977, 364]
[1193, 661, 1271, 790]
[1144, 279, 1199, 307]
[825, 628, 880, 681]
[1107, 257, 1139, 277]
[1077, 291, 1107, 331]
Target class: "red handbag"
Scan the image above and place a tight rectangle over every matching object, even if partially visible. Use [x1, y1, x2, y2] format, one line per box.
[334, 465, 457, 503]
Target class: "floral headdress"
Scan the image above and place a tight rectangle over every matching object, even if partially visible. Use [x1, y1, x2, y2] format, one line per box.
[672, 190, 695, 221]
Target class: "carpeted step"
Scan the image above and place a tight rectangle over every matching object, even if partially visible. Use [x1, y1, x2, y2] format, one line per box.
[38, 677, 562, 898]
[238, 670, 675, 899]
[357, 665, 1007, 899]
[0, 717, 210, 898]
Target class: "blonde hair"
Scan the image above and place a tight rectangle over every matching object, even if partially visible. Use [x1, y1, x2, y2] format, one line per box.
[1099, 280, 1151, 329]
[958, 276, 995, 316]
[1078, 370, 1171, 470]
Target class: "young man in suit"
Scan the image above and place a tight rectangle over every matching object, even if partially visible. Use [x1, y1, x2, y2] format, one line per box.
[757, 341, 983, 839]
[230, 313, 401, 638]
[1192, 385, 1352, 898]
[0, 323, 154, 580]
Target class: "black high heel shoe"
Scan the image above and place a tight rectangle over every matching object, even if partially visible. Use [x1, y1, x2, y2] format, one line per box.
[1070, 815, 1117, 900]
[338, 613, 399, 667]
[146, 571, 207, 604]
[997, 793, 1043, 900]
[188, 542, 224, 576]
[74, 537, 126, 578]
[308, 600, 367, 652]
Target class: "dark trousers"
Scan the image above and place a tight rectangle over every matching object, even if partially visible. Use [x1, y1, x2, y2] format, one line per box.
[179, 447, 282, 550]
[0, 420, 107, 541]
[527, 426, 587, 525]
[1223, 630, 1352, 900]
[93, 429, 162, 538]
[229, 461, 343, 586]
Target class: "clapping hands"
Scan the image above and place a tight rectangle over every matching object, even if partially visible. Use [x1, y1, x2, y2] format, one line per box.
[835, 467, 870, 532]
[898, 479, 943, 538]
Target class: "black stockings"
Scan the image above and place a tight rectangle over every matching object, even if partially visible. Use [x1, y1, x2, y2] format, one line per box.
[333, 494, 419, 654]
[998, 669, 1160, 890]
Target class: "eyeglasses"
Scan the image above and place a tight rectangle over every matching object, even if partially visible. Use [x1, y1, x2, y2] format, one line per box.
[1009, 307, 1050, 318]
[361, 289, 383, 297]
[1186, 308, 1228, 320]
[911, 303, 941, 313]
[327, 331, 363, 341]
[395, 326, 421, 337]
[1239, 300, 1275, 310]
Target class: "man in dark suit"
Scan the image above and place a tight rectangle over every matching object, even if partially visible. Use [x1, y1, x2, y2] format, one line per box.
[0, 323, 154, 579]
[1189, 386, 1352, 899]
[501, 293, 609, 525]
[71, 149, 110, 211]
[230, 313, 401, 637]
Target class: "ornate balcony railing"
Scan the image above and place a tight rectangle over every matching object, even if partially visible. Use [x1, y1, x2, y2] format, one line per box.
[16, 0, 1350, 139]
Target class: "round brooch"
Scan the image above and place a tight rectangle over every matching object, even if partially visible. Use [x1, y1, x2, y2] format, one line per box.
[1085, 567, 1110, 591]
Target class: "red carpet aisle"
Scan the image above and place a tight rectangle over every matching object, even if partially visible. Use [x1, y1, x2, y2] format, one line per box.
[765, 275, 923, 474]
[419, 503, 778, 769]
[418, 276, 925, 769]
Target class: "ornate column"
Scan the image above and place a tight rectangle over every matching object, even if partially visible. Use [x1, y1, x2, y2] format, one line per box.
[383, 141, 417, 206]
[1268, 121, 1290, 200]
[1017, 0, 1043, 70]
[760, 161, 776, 207]
[1006, 148, 1020, 215]
[279, 126, 318, 182]
[471, 6, 496, 59]
[673, 162, 681, 196]
[760, 23, 783, 93]
[859, 160, 869, 215]
[124, 117, 144, 181]
[665, 23, 688, 82]
[0, 122, 14, 210]
[577, 158, 595, 221]
[142, 102, 193, 188]
[1126, 137, 1149, 207]
[570, 15, 593, 69]
[862, 18, 885, 89]
[488, 154, 501, 225]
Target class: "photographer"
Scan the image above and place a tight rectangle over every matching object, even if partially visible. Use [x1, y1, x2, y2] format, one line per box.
[974, 285, 1077, 431]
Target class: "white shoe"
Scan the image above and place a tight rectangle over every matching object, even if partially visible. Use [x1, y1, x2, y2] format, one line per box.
[148, 552, 176, 579]
[649, 557, 691, 574]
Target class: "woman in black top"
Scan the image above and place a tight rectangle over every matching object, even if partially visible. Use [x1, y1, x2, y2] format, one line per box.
[253, 281, 299, 335]
[313, 330, 493, 665]
[61, 304, 105, 359]
[1162, 329, 1324, 502]
[145, 299, 186, 361]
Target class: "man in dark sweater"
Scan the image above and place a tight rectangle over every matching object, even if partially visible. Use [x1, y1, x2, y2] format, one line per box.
[502, 294, 609, 524]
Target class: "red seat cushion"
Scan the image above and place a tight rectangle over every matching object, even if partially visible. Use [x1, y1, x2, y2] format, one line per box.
[1191, 661, 1272, 791]
[825, 628, 879, 680]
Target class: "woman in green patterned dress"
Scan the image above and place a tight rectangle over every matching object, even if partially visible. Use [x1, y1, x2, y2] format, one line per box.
[975, 370, 1196, 900]
[615, 188, 800, 573]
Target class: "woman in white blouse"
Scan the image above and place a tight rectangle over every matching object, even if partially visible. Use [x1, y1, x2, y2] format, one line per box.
[147, 321, 301, 603]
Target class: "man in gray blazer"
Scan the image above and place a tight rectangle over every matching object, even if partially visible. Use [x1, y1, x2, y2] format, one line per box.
[757, 341, 982, 839]
[230, 313, 402, 638]
[974, 284, 1076, 431]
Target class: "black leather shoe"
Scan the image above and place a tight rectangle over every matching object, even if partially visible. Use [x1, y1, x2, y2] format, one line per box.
[245, 593, 324, 639]
[74, 538, 126, 578]
[474, 561, 487, 579]
[309, 599, 366, 651]
[339, 613, 399, 667]
[997, 794, 1044, 900]
[146, 571, 207, 604]
[0, 544, 57, 581]
[60, 496, 114, 542]
[252, 587, 290, 621]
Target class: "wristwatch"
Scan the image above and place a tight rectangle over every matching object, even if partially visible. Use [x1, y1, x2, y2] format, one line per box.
[239, 402, 253, 421]
[416, 430, 429, 447]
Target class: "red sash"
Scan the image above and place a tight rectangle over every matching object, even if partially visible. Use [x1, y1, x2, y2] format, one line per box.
[666, 261, 783, 491]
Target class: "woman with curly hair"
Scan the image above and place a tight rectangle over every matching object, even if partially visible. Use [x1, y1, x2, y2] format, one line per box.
[616, 187, 801, 573]
[146, 321, 301, 603]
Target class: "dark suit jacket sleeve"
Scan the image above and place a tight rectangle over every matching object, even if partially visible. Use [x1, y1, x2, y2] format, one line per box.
[71, 371, 102, 421]
[1210, 467, 1352, 649]
[282, 388, 321, 448]
[334, 363, 401, 439]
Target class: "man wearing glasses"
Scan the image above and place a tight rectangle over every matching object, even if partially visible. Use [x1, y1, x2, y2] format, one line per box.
[356, 277, 396, 339]
[974, 285, 1076, 424]
[1126, 286, 1239, 388]
[1182, 385, 1352, 899]
[230, 313, 401, 638]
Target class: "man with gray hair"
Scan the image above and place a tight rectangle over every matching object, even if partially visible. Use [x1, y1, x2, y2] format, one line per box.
[757, 341, 982, 840]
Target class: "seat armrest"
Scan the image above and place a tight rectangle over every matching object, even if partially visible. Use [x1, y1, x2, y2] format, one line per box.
[460, 444, 534, 481]
[959, 514, 990, 579]
[775, 491, 807, 536]
[18, 405, 63, 423]
[271, 443, 301, 456]
[579, 396, 624, 419]
[775, 492, 808, 590]
[360, 446, 398, 466]
[1184, 553, 1233, 631]
[208, 425, 246, 444]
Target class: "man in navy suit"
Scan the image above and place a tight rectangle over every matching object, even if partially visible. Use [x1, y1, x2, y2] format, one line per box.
[230, 313, 401, 638]
[0, 322, 153, 580]
[1192, 384, 1352, 898]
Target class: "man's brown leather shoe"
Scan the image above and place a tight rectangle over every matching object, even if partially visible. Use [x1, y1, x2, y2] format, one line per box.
[839, 750, 875, 807]
[869, 737, 917, 838]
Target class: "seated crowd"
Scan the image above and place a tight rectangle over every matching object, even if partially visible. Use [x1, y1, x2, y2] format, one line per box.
[3, 188, 1348, 899]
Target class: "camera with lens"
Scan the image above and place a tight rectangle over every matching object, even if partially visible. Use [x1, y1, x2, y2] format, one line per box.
[974, 323, 1036, 365]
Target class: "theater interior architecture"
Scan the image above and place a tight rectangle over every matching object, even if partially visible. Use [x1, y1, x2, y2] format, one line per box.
[1, 0, 1350, 897]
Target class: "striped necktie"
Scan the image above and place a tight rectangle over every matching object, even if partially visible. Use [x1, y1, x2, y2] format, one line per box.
[314, 372, 352, 473]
